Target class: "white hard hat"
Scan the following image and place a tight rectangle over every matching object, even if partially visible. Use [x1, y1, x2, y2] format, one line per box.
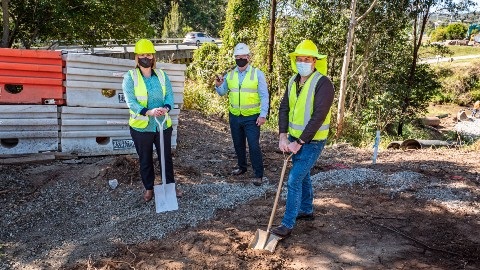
[233, 43, 250, 56]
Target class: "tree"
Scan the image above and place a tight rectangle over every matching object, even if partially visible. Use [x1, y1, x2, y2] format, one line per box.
[178, 0, 227, 36]
[445, 22, 468, 39]
[162, 1, 185, 38]
[335, 0, 377, 139]
[1, 0, 9, 47]
[397, 0, 473, 135]
[217, 0, 260, 73]
[0, 0, 156, 49]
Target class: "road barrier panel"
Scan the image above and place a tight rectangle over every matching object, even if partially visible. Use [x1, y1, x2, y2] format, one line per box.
[59, 106, 179, 156]
[0, 105, 59, 154]
[0, 49, 65, 105]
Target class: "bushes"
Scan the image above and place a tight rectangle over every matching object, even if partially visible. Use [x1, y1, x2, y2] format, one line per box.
[430, 23, 468, 41]
[432, 60, 480, 105]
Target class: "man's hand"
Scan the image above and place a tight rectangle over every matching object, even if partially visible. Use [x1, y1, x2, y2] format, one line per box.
[278, 133, 289, 153]
[256, 116, 266, 126]
[287, 141, 302, 154]
[214, 75, 224, 87]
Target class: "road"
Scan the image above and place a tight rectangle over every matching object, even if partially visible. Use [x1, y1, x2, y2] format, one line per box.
[420, 54, 480, 64]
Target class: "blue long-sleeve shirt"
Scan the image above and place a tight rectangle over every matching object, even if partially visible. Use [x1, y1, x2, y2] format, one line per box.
[215, 65, 269, 118]
[122, 69, 174, 132]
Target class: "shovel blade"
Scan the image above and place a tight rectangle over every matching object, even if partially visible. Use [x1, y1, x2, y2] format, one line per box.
[154, 183, 178, 213]
[249, 229, 282, 252]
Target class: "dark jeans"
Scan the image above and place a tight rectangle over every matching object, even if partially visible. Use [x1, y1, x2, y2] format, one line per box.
[229, 113, 264, 178]
[130, 126, 174, 190]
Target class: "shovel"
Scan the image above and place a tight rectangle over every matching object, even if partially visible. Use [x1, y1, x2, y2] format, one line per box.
[154, 115, 179, 213]
[249, 153, 293, 252]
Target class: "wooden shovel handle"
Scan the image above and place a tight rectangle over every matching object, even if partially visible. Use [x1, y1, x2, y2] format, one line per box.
[266, 153, 293, 231]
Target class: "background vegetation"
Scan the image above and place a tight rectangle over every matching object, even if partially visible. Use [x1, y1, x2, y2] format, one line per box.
[1, 0, 479, 147]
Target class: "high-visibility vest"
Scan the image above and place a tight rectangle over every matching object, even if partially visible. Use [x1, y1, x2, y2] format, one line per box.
[128, 68, 172, 129]
[226, 66, 261, 116]
[287, 71, 331, 141]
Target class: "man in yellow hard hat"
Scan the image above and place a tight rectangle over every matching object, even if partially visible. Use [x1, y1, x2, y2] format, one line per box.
[270, 39, 334, 237]
[214, 43, 269, 186]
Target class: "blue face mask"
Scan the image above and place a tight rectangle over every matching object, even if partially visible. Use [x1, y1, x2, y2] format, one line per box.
[296, 62, 313, 76]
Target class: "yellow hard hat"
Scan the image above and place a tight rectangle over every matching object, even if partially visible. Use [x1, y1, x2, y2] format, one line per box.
[289, 40, 327, 75]
[134, 39, 155, 54]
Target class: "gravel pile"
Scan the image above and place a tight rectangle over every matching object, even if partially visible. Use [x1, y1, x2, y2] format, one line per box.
[311, 168, 479, 213]
[2, 166, 478, 269]
[455, 118, 480, 140]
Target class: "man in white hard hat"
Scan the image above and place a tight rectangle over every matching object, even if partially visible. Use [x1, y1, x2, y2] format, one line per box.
[214, 43, 269, 186]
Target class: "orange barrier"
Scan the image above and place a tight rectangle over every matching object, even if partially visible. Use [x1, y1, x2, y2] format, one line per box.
[0, 48, 65, 105]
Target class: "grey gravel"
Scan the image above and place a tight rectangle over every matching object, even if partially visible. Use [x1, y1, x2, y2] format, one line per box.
[455, 118, 480, 140]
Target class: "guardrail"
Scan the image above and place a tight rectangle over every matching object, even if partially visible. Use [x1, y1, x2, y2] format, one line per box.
[32, 38, 222, 52]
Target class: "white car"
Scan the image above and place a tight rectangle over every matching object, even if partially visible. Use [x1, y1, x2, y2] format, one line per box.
[183, 32, 216, 46]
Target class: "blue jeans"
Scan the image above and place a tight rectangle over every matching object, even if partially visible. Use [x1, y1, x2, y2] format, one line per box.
[281, 138, 326, 229]
[229, 113, 264, 178]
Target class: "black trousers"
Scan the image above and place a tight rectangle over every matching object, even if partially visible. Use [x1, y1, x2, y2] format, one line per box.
[130, 126, 175, 190]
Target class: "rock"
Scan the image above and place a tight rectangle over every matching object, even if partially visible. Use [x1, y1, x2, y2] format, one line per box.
[422, 116, 441, 127]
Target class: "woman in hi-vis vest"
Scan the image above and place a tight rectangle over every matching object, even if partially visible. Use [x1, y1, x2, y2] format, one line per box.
[122, 39, 182, 202]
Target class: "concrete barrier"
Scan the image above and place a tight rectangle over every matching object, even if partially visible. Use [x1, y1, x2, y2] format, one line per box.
[0, 105, 59, 154]
[63, 54, 186, 109]
[59, 106, 179, 156]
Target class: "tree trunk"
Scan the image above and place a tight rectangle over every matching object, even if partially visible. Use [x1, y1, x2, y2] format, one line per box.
[336, 0, 377, 139]
[398, 3, 430, 136]
[1, 0, 9, 48]
[267, 0, 277, 74]
[336, 0, 357, 139]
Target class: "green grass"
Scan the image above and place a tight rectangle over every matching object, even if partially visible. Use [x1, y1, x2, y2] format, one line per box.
[420, 45, 480, 58]
[447, 46, 480, 57]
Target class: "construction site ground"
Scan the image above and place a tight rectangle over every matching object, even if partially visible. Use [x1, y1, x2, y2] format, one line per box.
[1, 109, 479, 270]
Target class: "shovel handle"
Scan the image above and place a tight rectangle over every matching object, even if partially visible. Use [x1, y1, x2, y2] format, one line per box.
[266, 153, 293, 232]
[154, 116, 168, 186]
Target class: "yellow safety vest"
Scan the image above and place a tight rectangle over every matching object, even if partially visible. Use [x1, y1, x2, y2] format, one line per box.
[287, 71, 331, 141]
[128, 68, 172, 129]
[226, 66, 261, 116]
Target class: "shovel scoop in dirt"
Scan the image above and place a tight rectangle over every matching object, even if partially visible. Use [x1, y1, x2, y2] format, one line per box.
[154, 115, 178, 213]
[249, 154, 292, 252]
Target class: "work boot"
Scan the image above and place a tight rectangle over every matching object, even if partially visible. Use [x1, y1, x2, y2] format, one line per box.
[143, 189, 153, 202]
[253, 176, 269, 186]
[231, 168, 247, 175]
[270, 225, 292, 237]
[176, 187, 183, 198]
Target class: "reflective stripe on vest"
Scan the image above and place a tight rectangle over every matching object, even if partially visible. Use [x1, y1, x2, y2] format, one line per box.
[226, 66, 261, 116]
[287, 71, 331, 141]
[128, 68, 172, 129]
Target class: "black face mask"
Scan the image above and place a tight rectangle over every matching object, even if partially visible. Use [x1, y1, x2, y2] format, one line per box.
[138, 57, 153, 68]
[235, 58, 248, 68]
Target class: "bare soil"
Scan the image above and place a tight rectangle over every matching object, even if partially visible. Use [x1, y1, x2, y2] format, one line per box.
[2, 109, 479, 270]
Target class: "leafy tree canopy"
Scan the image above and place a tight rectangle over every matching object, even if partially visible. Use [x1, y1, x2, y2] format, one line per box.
[1, 0, 156, 48]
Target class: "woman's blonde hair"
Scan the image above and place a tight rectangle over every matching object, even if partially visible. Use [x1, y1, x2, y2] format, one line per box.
[134, 54, 157, 69]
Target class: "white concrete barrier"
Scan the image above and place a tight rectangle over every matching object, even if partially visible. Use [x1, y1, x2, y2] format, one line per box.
[0, 105, 59, 154]
[63, 54, 186, 109]
[59, 106, 179, 156]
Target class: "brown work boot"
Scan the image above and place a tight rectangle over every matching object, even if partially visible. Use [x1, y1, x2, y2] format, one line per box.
[270, 225, 292, 237]
[143, 189, 153, 202]
[253, 176, 269, 186]
[176, 187, 183, 198]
